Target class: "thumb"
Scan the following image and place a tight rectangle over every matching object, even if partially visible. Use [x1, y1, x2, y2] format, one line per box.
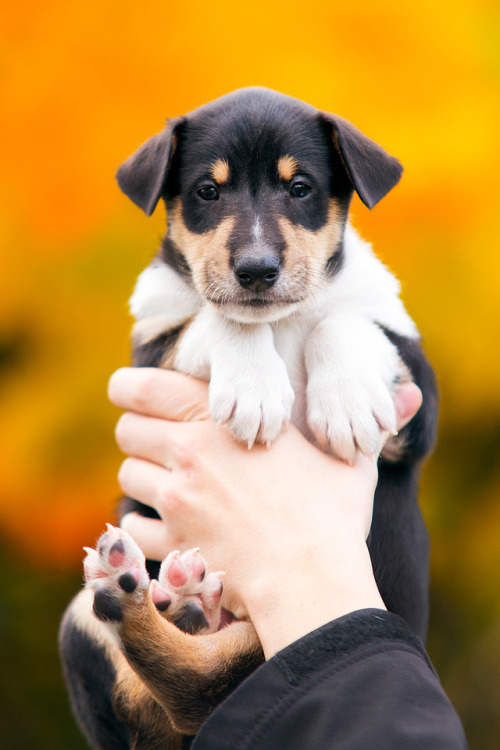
[393, 382, 423, 432]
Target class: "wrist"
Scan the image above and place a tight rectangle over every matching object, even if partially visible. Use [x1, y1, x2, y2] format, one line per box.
[241, 541, 386, 659]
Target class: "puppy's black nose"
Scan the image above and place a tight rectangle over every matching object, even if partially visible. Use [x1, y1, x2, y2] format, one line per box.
[234, 256, 280, 290]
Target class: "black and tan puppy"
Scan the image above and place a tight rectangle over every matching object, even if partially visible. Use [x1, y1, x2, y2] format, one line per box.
[59, 87, 437, 750]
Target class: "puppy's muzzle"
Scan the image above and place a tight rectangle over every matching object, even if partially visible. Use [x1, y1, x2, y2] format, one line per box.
[234, 255, 280, 292]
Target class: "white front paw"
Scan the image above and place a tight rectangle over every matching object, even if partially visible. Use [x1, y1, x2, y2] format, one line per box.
[307, 371, 397, 464]
[305, 315, 401, 463]
[210, 354, 295, 448]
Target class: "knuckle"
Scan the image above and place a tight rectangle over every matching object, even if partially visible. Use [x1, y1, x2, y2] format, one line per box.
[173, 426, 210, 471]
[174, 440, 198, 471]
[157, 484, 183, 515]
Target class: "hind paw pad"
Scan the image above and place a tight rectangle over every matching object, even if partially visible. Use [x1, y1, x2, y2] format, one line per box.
[84, 525, 223, 634]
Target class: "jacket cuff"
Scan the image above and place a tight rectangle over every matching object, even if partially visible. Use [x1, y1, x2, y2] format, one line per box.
[272, 608, 433, 684]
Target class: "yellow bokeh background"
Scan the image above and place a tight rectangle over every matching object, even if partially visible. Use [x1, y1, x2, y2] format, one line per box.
[0, 1, 499, 747]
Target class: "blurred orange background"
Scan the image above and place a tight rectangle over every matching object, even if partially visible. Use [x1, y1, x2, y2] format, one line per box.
[1, 1, 499, 747]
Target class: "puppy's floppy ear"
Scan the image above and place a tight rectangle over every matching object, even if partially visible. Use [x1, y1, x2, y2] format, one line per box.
[321, 113, 403, 209]
[116, 117, 184, 216]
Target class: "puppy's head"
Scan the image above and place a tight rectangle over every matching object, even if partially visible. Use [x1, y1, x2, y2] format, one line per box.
[117, 88, 402, 323]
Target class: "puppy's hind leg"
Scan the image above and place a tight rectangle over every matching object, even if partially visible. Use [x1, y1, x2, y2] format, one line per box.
[85, 525, 264, 736]
[59, 589, 183, 750]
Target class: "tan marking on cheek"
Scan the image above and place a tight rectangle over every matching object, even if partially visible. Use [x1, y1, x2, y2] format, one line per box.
[209, 158, 230, 184]
[277, 200, 343, 282]
[277, 155, 298, 181]
[168, 199, 235, 296]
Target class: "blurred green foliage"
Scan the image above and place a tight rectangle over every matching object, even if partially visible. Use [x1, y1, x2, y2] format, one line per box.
[0, 540, 87, 749]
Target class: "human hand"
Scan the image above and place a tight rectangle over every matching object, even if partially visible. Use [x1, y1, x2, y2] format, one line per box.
[109, 368, 421, 657]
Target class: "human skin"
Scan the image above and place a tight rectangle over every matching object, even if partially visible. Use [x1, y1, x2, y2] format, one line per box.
[108, 368, 422, 658]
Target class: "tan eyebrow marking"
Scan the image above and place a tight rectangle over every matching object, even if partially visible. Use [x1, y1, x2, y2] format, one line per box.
[277, 155, 298, 181]
[209, 158, 230, 184]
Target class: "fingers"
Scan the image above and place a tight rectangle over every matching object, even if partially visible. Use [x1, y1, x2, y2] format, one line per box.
[393, 382, 423, 431]
[109, 368, 423, 440]
[115, 409, 211, 476]
[108, 367, 211, 421]
[120, 512, 170, 562]
[118, 457, 173, 514]
[115, 412, 179, 467]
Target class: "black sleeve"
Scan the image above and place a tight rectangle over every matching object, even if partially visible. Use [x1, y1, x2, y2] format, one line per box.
[191, 609, 468, 750]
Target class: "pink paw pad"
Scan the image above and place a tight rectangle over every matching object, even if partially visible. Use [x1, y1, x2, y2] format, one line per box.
[150, 580, 172, 612]
[83, 525, 225, 634]
[83, 524, 149, 597]
[155, 549, 224, 634]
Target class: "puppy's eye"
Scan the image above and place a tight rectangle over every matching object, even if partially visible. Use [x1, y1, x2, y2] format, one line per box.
[197, 186, 219, 201]
[289, 182, 311, 198]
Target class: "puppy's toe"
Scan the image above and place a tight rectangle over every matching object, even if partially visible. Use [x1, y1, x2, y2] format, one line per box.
[157, 549, 224, 634]
[83, 525, 150, 623]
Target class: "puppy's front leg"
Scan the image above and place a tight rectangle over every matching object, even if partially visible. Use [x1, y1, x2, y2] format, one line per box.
[305, 312, 403, 463]
[175, 307, 295, 447]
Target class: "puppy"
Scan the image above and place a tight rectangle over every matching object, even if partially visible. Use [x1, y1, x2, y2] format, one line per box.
[59, 87, 438, 750]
